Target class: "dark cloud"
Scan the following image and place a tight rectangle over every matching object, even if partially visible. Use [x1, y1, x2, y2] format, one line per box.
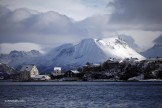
[108, 0, 162, 30]
[76, 14, 110, 37]
[0, 6, 88, 44]
[1, 1, 161, 52]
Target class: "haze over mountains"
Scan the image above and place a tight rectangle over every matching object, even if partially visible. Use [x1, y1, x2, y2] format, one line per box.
[0, 5, 162, 54]
[0, 0, 162, 72]
[0, 37, 147, 72]
[0, 50, 42, 69]
[141, 44, 162, 58]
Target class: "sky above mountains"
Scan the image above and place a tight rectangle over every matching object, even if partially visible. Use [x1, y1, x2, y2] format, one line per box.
[0, 0, 162, 53]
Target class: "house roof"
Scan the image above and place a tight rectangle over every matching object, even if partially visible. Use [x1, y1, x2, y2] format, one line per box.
[71, 70, 80, 74]
[20, 64, 35, 72]
[34, 75, 47, 78]
[93, 64, 100, 67]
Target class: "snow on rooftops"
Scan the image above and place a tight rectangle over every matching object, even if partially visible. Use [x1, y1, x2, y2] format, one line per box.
[71, 70, 80, 74]
[93, 64, 100, 66]
[34, 75, 50, 80]
[20, 64, 35, 71]
[120, 57, 140, 63]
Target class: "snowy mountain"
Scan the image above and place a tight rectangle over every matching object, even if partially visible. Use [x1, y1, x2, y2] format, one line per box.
[0, 63, 17, 75]
[141, 44, 162, 58]
[0, 50, 42, 68]
[0, 37, 145, 72]
[38, 37, 145, 71]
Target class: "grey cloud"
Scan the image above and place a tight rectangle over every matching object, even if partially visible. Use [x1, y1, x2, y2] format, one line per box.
[0, 6, 10, 16]
[76, 14, 111, 38]
[77, 14, 109, 30]
[0, 6, 88, 44]
[108, 0, 162, 30]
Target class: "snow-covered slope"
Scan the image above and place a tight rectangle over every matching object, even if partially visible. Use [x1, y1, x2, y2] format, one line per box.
[141, 44, 162, 58]
[39, 37, 145, 71]
[0, 62, 17, 75]
[96, 38, 145, 60]
[0, 37, 145, 71]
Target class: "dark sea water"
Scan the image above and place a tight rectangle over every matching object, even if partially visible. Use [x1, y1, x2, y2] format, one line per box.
[0, 81, 162, 108]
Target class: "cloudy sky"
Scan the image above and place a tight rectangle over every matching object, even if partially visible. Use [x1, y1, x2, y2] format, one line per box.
[0, 0, 162, 53]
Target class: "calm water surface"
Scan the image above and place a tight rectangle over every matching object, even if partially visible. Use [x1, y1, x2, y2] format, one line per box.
[0, 82, 162, 108]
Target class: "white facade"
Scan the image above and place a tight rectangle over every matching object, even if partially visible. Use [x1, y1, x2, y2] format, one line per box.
[20, 64, 39, 78]
[34, 75, 51, 80]
[52, 67, 61, 76]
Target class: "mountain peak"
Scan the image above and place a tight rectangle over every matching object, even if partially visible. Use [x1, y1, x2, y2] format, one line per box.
[80, 38, 95, 44]
[38, 37, 145, 71]
[0, 50, 42, 67]
[0, 37, 145, 71]
[9, 50, 42, 56]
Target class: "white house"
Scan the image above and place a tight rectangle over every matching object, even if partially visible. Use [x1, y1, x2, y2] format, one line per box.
[64, 70, 80, 77]
[120, 57, 139, 64]
[20, 64, 39, 79]
[34, 75, 51, 80]
[52, 67, 62, 76]
[71, 70, 80, 74]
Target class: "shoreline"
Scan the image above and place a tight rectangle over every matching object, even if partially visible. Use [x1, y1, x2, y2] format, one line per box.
[1, 79, 162, 82]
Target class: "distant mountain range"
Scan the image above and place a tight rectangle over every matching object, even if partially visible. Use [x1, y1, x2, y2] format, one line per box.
[141, 44, 162, 58]
[0, 50, 42, 69]
[0, 37, 149, 72]
[37, 37, 145, 72]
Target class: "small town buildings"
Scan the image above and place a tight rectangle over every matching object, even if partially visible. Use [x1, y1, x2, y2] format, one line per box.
[64, 70, 80, 77]
[109, 58, 120, 63]
[93, 64, 100, 67]
[104, 59, 120, 69]
[0, 72, 4, 80]
[0, 72, 10, 80]
[120, 57, 139, 64]
[14, 64, 52, 81]
[62, 70, 81, 81]
[18, 64, 39, 81]
[146, 57, 162, 63]
[34, 75, 51, 80]
[52, 67, 62, 76]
